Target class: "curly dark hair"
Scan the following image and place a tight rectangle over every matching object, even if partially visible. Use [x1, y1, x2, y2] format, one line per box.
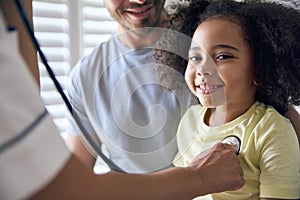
[154, 0, 300, 114]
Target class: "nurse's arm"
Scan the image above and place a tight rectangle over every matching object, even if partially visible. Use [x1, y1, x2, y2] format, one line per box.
[30, 143, 244, 200]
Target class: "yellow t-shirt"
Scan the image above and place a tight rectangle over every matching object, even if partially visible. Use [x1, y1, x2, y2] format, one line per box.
[173, 102, 300, 199]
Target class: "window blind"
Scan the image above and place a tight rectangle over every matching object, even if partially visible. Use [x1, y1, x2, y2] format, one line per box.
[82, 0, 117, 55]
[32, 0, 117, 136]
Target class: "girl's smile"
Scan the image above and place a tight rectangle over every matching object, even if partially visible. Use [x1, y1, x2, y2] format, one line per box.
[195, 82, 224, 95]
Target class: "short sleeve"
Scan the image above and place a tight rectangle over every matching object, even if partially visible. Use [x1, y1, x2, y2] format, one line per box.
[259, 113, 300, 199]
[65, 61, 96, 136]
[0, 20, 70, 200]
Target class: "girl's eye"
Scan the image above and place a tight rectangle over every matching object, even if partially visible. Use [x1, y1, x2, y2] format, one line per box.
[216, 54, 234, 60]
[189, 55, 202, 62]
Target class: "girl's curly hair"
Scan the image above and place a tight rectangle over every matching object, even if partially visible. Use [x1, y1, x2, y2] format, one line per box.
[154, 0, 300, 114]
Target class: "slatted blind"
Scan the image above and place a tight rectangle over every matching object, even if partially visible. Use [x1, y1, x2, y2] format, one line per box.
[82, 0, 117, 55]
[32, 0, 117, 136]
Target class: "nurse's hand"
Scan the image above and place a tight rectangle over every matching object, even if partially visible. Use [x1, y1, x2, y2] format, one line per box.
[187, 142, 244, 195]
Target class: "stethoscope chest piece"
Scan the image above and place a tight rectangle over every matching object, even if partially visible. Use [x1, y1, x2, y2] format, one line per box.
[221, 135, 241, 155]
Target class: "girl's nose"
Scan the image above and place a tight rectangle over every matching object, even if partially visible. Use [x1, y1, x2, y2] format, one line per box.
[196, 64, 213, 78]
[195, 55, 216, 78]
[196, 70, 211, 77]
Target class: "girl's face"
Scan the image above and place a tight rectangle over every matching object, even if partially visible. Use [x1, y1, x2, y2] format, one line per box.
[185, 18, 257, 109]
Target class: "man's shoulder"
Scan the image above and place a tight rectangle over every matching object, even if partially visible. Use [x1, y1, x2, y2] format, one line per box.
[70, 37, 117, 74]
[84, 37, 114, 61]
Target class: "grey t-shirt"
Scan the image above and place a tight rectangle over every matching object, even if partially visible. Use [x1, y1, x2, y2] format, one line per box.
[67, 34, 196, 173]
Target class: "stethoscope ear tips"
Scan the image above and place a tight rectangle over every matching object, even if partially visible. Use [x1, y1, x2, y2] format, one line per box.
[221, 135, 241, 155]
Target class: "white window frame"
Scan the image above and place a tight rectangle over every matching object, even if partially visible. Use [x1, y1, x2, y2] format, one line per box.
[32, 0, 117, 136]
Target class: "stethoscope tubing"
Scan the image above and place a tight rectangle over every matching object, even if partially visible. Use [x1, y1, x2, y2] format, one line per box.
[13, 0, 125, 173]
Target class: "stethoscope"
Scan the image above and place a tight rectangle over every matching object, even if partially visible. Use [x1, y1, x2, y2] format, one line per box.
[221, 135, 241, 155]
[12, 0, 124, 173]
[12, 0, 241, 172]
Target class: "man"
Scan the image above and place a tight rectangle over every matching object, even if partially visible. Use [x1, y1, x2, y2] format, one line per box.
[66, 0, 198, 173]
[0, 2, 244, 198]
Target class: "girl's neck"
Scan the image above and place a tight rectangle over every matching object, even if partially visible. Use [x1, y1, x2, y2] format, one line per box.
[205, 100, 255, 127]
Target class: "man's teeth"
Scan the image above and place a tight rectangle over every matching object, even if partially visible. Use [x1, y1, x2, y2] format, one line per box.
[135, 9, 147, 13]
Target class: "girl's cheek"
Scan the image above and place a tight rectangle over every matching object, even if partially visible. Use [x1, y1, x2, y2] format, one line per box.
[185, 69, 193, 84]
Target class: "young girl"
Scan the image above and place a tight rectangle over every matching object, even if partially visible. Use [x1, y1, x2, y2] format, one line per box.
[155, 0, 300, 199]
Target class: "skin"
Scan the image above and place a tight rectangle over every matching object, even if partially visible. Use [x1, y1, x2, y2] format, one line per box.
[185, 18, 289, 200]
[104, 0, 165, 31]
[104, 0, 166, 48]
[285, 105, 300, 145]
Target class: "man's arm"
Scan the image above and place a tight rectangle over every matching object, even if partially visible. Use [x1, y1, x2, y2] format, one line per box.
[285, 105, 300, 144]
